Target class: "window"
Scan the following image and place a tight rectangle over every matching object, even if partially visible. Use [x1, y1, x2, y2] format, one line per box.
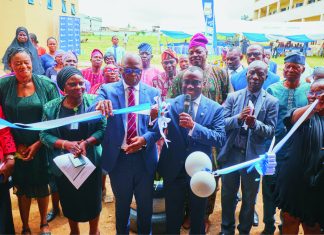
[47, 0, 53, 10]
[62, 0, 67, 13]
[28, 0, 34, 4]
[71, 4, 76, 15]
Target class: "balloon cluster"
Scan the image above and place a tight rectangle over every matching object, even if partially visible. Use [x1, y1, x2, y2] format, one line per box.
[185, 151, 216, 198]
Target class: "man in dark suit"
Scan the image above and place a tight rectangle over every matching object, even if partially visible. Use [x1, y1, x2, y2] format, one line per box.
[156, 66, 226, 234]
[92, 53, 160, 234]
[231, 44, 280, 91]
[218, 61, 279, 235]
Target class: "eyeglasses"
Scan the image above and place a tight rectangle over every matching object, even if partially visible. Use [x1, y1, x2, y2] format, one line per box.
[183, 79, 202, 86]
[124, 68, 142, 75]
[246, 52, 262, 57]
[307, 90, 323, 97]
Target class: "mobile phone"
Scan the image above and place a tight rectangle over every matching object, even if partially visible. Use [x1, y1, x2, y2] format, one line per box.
[69, 154, 86, 168]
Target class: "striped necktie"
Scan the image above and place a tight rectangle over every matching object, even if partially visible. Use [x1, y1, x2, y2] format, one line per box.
[126, 87, 137, 144]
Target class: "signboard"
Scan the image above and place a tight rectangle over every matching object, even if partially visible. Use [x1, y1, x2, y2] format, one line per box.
[59, 16, 80, 54]
[202, 0, 217, 54]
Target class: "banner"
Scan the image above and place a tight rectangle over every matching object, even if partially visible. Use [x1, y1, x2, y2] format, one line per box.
[202, 0, 217, 54]
[59, 16, 81, 54]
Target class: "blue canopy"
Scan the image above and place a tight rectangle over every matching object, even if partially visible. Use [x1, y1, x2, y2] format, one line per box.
[285, 34, 314, 42]
[161, 30, 192, 39]
[243, 33, 269, 42]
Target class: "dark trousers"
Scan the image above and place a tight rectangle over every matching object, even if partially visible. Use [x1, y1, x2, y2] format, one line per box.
[164, 168, 208, 234]
[109, 151, 154, 235]
[0, 182, 15, 235]
[221, 148, 260, 235]
[262, 160, 284, 233]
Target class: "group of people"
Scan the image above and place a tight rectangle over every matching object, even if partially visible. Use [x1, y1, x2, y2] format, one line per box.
[0, 26, 323, 235]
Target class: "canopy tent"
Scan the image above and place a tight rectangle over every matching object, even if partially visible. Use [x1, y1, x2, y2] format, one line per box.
[161, 20, 324, 43]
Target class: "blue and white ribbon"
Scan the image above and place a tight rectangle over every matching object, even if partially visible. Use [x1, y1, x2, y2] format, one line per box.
[213, 99, 319, 176]
[0, 102, 152, 131]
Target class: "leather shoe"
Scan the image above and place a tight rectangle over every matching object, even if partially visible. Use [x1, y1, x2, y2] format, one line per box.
[46, 209, 59, 222]
[204, 218, 211, 233]
[253, 210, 259, 227]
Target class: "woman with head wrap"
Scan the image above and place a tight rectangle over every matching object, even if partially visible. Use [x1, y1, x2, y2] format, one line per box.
[89, 63, 120, 95]
[0, 47, 59, 235]
[40, 66, 106, 235]
[2, 27, 44, 75]
[62, 51, 91, 92]
[45, 49, 65, 82]
[103, 51, 116, 65]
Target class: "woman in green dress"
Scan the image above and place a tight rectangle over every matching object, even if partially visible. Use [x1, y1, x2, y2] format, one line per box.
[40, 66, 106, 235]
[0, 47, 59, 234]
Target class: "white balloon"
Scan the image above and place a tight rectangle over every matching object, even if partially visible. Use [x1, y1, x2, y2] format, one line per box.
[185, 151, 212, 177]
[190, 171, 216, 198]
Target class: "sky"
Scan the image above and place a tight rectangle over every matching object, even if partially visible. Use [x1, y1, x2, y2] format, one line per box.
[78, 0, 254, 32]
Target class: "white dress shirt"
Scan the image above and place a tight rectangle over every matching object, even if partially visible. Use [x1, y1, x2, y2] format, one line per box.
[228, 65, 244, 78]
[122, 80, 140, 148]
[188, 94, 202, 136]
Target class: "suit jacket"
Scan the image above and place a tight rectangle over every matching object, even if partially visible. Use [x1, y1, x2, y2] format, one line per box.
[89, 80, 160, 175]
[218, 88, 279, 162]
[231, 68, 280, 91]
[40, 94, 106, 176]
[157, 94, 226, 182]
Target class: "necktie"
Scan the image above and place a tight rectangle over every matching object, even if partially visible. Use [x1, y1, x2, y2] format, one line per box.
[249, 94, 257, 105]
[189, 101, 196, 120]
[113, 46, 117, 62]
[126, 87, 137, 144]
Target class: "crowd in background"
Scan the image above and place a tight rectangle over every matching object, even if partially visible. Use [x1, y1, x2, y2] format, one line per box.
[0, 26, 323, 235]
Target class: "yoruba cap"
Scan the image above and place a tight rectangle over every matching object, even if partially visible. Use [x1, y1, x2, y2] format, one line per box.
[161, 49, 178, 62]
[189, 33, 208, 49]
[138, 43, 152, 54]
[284, 52, 305, 65]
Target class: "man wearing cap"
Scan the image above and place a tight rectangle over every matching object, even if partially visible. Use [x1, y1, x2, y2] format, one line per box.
[261, 52, 310, 234]
[105, 35, 125, 65]
[138, 43, 161, 86]
[169, 33, 232, 104]
[231, 44, 280, 91]
[218, 61, 279, 235]
[152, 49, 178, 100]
[81, 49, 104, 88]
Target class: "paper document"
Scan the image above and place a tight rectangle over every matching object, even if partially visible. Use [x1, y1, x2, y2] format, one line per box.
[53, 153, 96, 189]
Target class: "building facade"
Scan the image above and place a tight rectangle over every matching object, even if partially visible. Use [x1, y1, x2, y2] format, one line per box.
[253, 0, 324, 22]
[0, 0, 78, 70]
[80, 14, 102, 32]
